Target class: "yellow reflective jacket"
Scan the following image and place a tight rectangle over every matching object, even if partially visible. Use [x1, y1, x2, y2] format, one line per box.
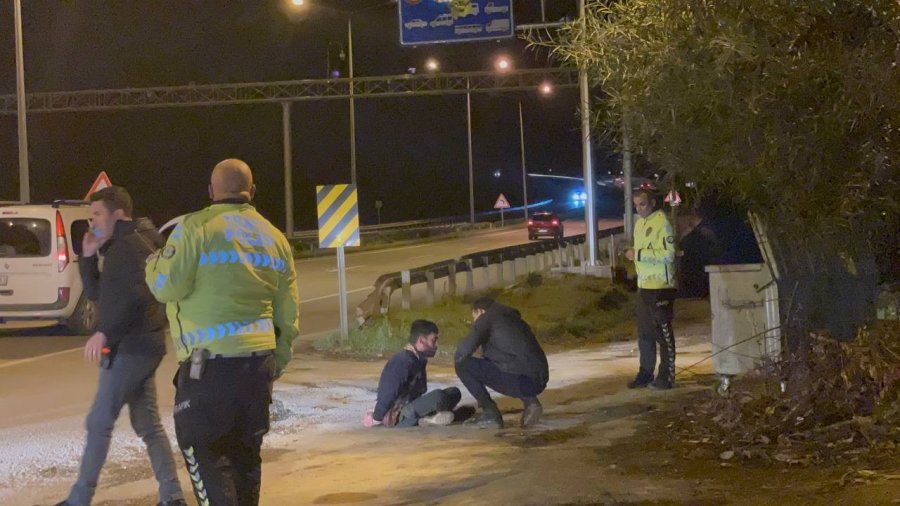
[633, 209, 676, 289]
[145, 202, 299, 373]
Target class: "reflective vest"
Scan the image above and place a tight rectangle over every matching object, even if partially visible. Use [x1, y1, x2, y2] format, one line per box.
[633, 209, 676, 290]
[145, 202, 299, 372]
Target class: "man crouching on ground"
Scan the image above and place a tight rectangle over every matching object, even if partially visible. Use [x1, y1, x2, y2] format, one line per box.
[455, 297, 549, 429]
[363, 320, 461, 428]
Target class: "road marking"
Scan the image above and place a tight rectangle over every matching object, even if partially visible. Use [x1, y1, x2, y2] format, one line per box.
[325, 265, 366, 273]
[299, 286, 372, 304]
[0, 346, 82, 370]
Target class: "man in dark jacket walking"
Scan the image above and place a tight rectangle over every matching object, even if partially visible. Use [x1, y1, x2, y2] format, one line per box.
[363, 320, 461, 428]
[455, 297, 549, 429]
[57, 186, 185, 506]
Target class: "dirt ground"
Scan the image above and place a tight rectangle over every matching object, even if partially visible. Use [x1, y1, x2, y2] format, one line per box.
[16, 309, 900, 506]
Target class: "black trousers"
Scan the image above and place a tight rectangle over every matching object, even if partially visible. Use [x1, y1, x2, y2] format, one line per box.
[636, 288, 677, 382]
[455, 357, 545, 406]
[173, 354, 275, 506]
[396, 387, 462, 428]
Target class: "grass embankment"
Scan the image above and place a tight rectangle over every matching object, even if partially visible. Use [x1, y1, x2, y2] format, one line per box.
[315, 273, 636, 358]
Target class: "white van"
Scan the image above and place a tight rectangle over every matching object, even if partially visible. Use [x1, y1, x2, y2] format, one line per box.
[0, 201, 97, 333]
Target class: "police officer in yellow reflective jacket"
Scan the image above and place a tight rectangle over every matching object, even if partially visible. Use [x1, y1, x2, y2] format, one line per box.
[625, 188, 677, 390]
[145, 159, 299, 506]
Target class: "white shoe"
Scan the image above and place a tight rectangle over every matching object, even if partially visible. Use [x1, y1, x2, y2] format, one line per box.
[419, 411, 455, 426]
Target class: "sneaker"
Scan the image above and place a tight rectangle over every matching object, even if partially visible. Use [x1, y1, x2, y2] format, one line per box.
[627, 371, 654, 389]
[158, 500, 189, 506]
[520, 398, 543, 428]
[419, 411, 455, 427]
[649, 378, 674, 390]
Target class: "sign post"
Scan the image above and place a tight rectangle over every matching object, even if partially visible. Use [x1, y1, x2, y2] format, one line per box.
[494, 193, 510, 227]
[316, 184, 361, 340]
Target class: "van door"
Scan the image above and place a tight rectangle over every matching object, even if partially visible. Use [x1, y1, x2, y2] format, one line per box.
[0, 213, 59, 305]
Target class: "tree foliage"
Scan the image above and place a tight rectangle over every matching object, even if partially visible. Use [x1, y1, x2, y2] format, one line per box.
[535, 0, 900, 340]
[538, 0, 899, 248]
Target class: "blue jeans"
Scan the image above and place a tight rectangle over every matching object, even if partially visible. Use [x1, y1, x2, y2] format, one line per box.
[68, 354, 183, 506]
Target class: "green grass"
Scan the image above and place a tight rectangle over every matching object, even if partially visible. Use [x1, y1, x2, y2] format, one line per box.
[315, 273, 636, 358]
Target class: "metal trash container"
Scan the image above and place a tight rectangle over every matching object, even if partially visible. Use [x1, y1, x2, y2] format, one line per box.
[705, 263, 781, 393]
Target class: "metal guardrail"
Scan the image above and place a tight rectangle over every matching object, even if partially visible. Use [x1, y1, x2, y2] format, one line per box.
[290, 216, 467, 240]
[354, 226, 626, 326]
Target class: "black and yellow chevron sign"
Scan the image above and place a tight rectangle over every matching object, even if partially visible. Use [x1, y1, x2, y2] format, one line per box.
[316, 184, 361, 248]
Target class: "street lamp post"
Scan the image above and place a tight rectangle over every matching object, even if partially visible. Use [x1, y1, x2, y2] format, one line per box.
[348, 17, 356, 186]
[579, 0, 598, 266]
[518, 101, 528, 222]
[466, 76, 475, 224]
[14, 0, 30, 203]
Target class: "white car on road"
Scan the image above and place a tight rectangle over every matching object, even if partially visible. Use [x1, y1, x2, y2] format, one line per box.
[404, 19, 428, 30]
[485, 2, 509, 15]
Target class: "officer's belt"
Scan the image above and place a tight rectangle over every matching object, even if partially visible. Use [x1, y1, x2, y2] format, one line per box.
[208, 349, 274, 360]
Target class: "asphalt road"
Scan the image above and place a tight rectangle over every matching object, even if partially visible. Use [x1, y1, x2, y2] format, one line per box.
[0, 219, 622, 431]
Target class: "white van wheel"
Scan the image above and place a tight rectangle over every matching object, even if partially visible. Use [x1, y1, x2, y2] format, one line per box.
[65, 295, 97, 335]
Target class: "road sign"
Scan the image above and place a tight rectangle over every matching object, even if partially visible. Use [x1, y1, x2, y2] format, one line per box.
[494, 193, 510, 209]
[664, 190, 683, 207]
[316, 183, 361, 341]
[399, 0, 514, 46]
[316, 184, 361, 248]
[84, 171, 112, 201]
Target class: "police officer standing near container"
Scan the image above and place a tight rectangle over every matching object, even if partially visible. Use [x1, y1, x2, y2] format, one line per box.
[145, 159, 300, 506]
[625, 188, 678, 390]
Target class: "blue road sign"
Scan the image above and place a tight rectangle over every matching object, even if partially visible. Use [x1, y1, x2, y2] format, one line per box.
[399, 0, 514, 46]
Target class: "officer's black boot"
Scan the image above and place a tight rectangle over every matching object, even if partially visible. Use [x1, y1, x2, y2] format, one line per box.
[468, 399, 504, 429]
[627, 368, 654, 389]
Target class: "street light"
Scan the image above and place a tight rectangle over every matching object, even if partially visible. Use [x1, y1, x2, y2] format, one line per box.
[425, 57, 440, 72]
[285, 0, 359, 186]
[519, 85, 554, 222]
[494, 55, 512, 73]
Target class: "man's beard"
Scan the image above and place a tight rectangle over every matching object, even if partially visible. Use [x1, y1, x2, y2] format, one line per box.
[422, 346, 437, 358]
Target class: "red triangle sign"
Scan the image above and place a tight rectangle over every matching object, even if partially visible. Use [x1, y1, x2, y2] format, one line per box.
[84, 171, 113, 201]
[494, 193, 510, 209]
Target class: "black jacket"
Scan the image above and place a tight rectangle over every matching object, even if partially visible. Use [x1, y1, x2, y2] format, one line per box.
[455, 302, 549, 386]
[79, 218, 167, 356]
[373, 348, 427, 422]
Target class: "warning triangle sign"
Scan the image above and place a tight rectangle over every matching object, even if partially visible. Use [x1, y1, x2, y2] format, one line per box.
[494, 193, 510, 209]
[84, 171, 113, 201]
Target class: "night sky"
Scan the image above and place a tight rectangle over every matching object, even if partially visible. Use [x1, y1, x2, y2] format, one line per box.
[0, 1, 619, 230]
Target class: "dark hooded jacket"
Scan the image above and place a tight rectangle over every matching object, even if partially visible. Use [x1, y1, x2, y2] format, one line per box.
[455, 302, 549, 386]
[79, 218, 167, 356]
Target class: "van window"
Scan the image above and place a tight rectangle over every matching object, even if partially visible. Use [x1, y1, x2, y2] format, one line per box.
[71, 220, 90, 256]
[0, 218, 52, 257]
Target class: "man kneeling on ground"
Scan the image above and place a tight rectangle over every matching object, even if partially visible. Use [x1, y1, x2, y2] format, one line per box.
[363, 320, 461, 428]
[455, 297, 549, 429]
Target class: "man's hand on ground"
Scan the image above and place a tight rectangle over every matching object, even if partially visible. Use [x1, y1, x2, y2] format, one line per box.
[362, 412, 380, 428]
[84, 331, 107, 363]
